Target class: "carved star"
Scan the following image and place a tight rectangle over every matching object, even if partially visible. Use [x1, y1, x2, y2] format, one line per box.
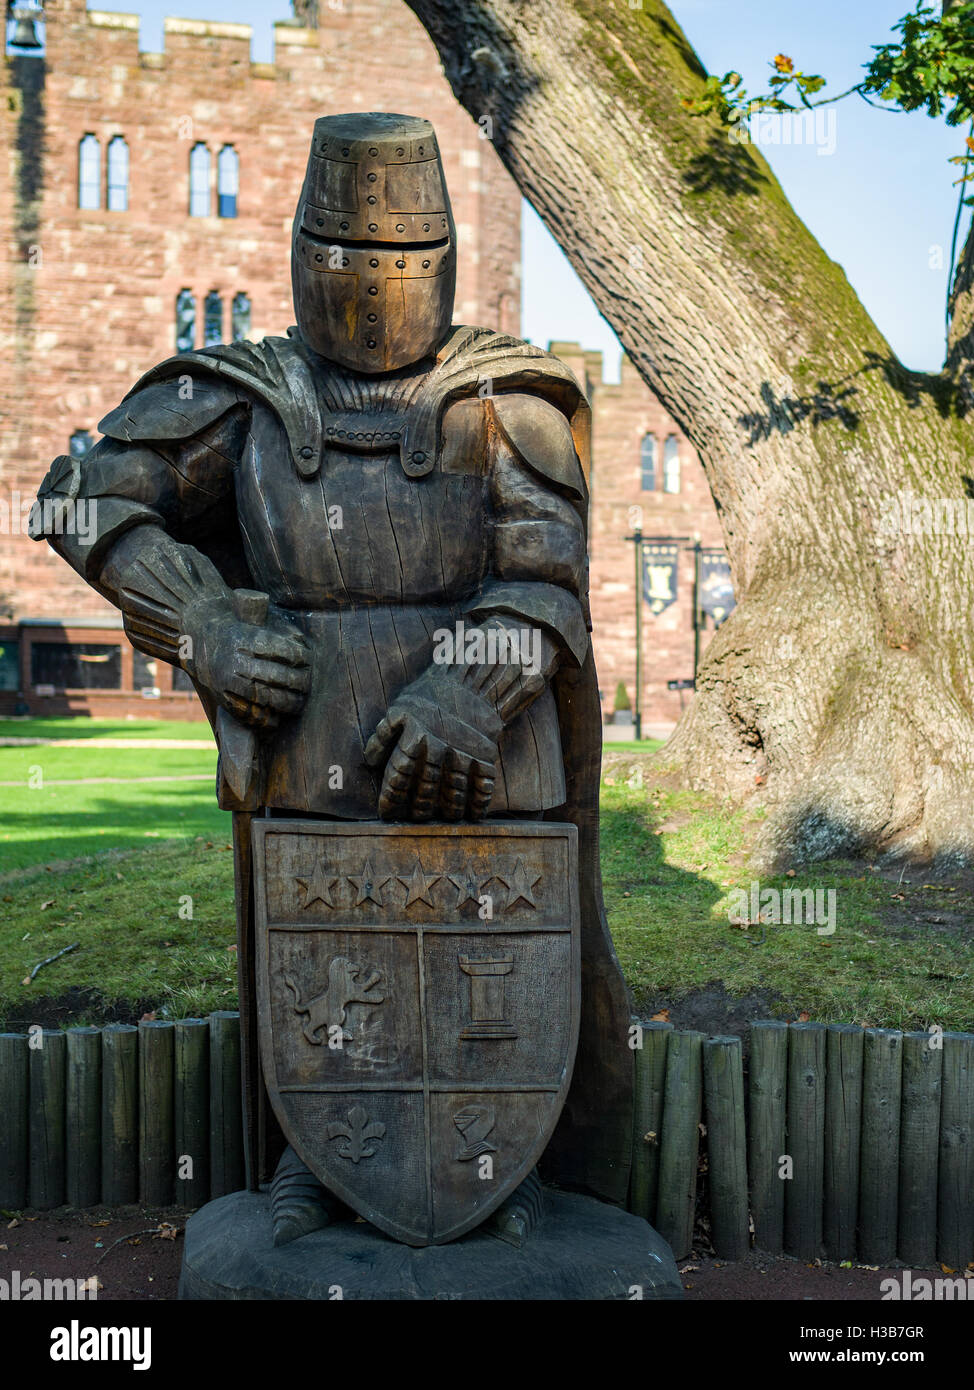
[398, 858, 440, 907]
[448, 872, 487, 909]
[294, 859, 338, 911]
[499, 858, 541, 912]
[348, 856, 392, 907]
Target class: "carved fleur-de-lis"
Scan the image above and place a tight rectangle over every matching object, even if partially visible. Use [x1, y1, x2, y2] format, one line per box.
[326, 1105, 386, 1163]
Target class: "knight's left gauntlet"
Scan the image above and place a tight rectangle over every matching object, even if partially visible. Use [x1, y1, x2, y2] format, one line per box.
[363, 616, 558, 821]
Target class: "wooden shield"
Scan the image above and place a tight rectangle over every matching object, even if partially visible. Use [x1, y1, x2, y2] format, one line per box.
[253, 819, 580, 1246]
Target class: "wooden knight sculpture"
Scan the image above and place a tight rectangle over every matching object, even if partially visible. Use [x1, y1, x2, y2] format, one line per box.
[32, 113, 634, 1250]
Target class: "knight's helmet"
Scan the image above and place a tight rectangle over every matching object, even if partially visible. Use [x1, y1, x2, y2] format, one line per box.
[292, 113, 457, 373]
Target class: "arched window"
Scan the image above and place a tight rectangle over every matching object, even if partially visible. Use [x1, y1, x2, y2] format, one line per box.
[78, 135, 100, 210]
[189, 143, 210, 217]
[663, 435, 681, 494]
[175, 289, 196, 353]
[217, 145, 238, 218]
[106, 136, 129, 211]
[204, 291, 223, 346]
[231, 292, 251, 342]
[640, 434, 657, 492]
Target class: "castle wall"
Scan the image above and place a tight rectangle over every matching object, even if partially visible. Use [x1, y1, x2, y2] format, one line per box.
[0, 0, 521, 625]
[0, 2, 728, 730]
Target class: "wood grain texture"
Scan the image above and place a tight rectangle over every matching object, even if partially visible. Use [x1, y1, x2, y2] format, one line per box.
[898, 1031, 942, 1268]
[101, 1024, 138, 1205]
[629, 1019, 672, 1221]
[656, 1029, 704, 1261]
[65, 1027, 102, 1210]
[784, 1022, 826, 1262]
[748, 1020, 787, 1254]
[703, 1035, 748, 1260]
[175, 1019, 211, 1207]
[937, 1032, 974, 1269]
[33, 111, 634, 1238]
[823, 1023, 863, 1263]
[139, 1020, 175, 1205]
[858, 1029, 902, 1266]
[29, 1030, 66, 1211]
[0, 1033, 29, 1208]
[253, 819, 580, 1247]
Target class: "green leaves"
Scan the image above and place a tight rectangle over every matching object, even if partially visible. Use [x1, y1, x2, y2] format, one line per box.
[679, 3, 974, 204]
[864, 0, 974, 125]
[682, 57, 832, 123]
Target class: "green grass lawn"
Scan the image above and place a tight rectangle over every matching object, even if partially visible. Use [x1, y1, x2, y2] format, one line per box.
[0, 721, 970, 1033]
[0, 741, 224, 871]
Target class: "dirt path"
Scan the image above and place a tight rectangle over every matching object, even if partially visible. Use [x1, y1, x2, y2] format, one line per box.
[1, 1209, 912, 1302]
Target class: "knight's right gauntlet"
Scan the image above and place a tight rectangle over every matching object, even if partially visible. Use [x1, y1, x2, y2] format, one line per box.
[100, 525, 310, 728]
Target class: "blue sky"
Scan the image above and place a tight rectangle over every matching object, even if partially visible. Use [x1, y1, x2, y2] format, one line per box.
[76, 1, 968, 376]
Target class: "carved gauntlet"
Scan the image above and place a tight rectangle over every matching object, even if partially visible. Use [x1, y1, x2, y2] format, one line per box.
[364, 616, 558, 821]
[100, 525, 310, 729]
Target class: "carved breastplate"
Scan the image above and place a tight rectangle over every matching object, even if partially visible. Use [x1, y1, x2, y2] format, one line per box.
[234, 367, 489, 610]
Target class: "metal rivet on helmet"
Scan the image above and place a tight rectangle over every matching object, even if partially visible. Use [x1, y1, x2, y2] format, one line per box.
[299, 446, 314, 459]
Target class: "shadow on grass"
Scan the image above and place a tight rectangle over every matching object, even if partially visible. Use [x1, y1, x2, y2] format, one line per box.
[0, 787, 229, 874]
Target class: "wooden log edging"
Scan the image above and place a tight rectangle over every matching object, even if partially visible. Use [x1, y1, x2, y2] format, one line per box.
[632, 1017, 974, 1269]
[101, 1023, 138, 1205]
[208, 1011, 244, 1200]
[898, 1031, 942, 1267]
[859, 1029, 903, 1264]
[174, 1018, 210, 1207]
[937, 1032, 974, 1270]
[139, 1020, 175, 1205]
[1, 1006, 972, 1272]
[0, 1033, 29, 1208]
[702, 1035, 749, 1260]
[823, 1023, 863, 1262]
[0, 1012, 241, 1214]
[65, 1026, 102, 1210]
[655, 1029, 704, 1261]
[747, 1020, 787, 1254]
[784, 1021, 827, 1261]
[629, 1019, 672, 1222]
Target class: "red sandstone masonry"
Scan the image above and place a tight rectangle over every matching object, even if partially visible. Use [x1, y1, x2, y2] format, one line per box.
[0, 1, 724, 727]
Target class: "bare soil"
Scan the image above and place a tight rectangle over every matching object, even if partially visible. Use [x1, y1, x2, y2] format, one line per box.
[1, 1208, 906, 1301]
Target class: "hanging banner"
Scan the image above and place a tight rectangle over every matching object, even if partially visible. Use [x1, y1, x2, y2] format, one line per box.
[699, 551, 736, 627]
[641, 542, 679, 615]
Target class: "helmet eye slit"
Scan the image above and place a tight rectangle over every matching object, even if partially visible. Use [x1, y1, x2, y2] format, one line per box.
[301, 229, 450, 254]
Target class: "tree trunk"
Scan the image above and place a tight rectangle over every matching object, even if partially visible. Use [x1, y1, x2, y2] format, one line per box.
[406, 0, 974, 867]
